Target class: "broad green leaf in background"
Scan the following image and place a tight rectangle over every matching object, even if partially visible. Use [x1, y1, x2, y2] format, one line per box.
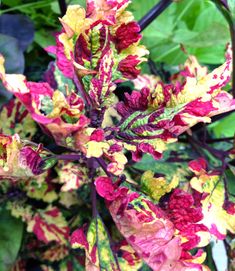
[34, 29, 56, 49]
[0, 208, 23, 271]
[1, 0, 21, 7]
[208, 112, 235, 137]
[228, 0, 235, 21]
[129, 0, 230, 65]
[227, 165, 235, 196]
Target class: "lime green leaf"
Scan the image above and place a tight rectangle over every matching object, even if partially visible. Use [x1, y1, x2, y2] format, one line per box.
[71, 215, 120, 270]
[1, 0, 21, 7]
[87, 216, 119, 270]
[208, 112, 235, 137]
[54, 66, 75, 93]
[227, 165, 235, 195]
[34, 29, 56, 49]
[228, 0, 235, 21]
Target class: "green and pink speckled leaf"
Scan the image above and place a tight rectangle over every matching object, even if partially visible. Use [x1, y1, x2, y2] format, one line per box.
[71, 215, 120, 271]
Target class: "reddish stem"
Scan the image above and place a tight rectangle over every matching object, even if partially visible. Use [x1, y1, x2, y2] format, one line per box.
[91, 181, 98, 218]
[95, 157, 113, 178]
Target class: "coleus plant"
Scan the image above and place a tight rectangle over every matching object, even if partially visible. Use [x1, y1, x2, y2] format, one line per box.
[0, 0, 235, 270]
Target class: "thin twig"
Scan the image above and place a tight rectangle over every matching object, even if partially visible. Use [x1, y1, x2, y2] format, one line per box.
[87, 158, 99, 218]
[95, 157, 113, 178]
[212, 0, 235, 97]
[55, 154, 82, 161]
[187, 135, 207, 158]
[91, 182, 98, 217]
[230, 22, 235, 98]
[222, 160, 229, 202]
[138, 0, 173, 32]
[179, 136, 234, 143]
[58, 0, 67, 16]
[188, 135, 228, 160]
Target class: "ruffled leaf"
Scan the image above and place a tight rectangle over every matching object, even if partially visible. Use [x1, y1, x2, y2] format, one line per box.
[141, 170, 179, 201]
[190, 159, 235, 239]
[95, 177, 208, 270]
[0, 54, 89, 149]
[115, 47, 235, 160]
[27, 206, 69, 244]
[0, 98, 36, 139]
[0, 134, 46, 178]
[56, 161, 88, 192]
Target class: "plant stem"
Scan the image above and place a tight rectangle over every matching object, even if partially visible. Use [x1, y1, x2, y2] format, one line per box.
[187, 135, 207, 158]
[91, 181, 98, 217]
[43, 153, 82, 162]
[188, 135, 228, 160]
[205, 137, 234, 143]
[58, 0, 67, 16]
[138, 0, 172, 32]
[230, 22, 235, 98]
[55, 154, 82, 161]
[73, 75, 92, 108]
[87, 158, 98, 218]
[95, 157, 113, 178]
[179, 136, 234, 143]
[212, 0, 235, 97]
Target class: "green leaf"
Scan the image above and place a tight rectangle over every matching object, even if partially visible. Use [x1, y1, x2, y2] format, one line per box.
[1, 0, 21, 7]
[208, 112, 235, 137]
[67, 0, 86, 8]
[41, 157, 57, 171]
[129, 0, 229, 65]
[204, 244, 218, 271]
[87, 215, 119, 270]
[0, 208, 23, 271]
[40, 96, 54, 115]
[34, 29, 56, 49]
[188, 45, 227, 64]
[54, 66, 75, 93]
[226, 165, 235, 195]
[227, 0, 235, 21]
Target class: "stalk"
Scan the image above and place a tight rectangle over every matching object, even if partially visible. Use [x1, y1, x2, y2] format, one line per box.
[212, 0, 235, 97]
[138, 0, 172, 32]
[58, 0, 67, 16]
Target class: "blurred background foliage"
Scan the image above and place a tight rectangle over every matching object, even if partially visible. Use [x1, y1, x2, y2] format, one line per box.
[0, 1, 234, 270]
